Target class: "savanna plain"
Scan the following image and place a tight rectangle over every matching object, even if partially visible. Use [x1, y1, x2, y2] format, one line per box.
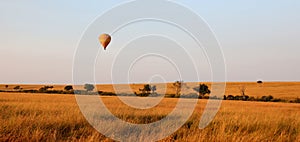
[0, 82, 300, 141]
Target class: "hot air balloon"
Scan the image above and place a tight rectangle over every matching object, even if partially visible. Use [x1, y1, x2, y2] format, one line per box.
[99, 34, 111, 50]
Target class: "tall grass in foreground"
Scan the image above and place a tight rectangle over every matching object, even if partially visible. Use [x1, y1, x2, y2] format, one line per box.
[0, 93, 299, 141]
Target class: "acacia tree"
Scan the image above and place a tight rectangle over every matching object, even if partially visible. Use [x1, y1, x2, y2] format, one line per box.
[13, 86, 21, 91]
[84, 84, 95, 92]
[151, 85, 157, 94]
[173, 81, 184, 97]
[139, 84, 152, 97]
[239, 86, 249, 100]
[193, 84, 211, 99]
[239, 86, 246, 96]
[143, 84, 151, 94]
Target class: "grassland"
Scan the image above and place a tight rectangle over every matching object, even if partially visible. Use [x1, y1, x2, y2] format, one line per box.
[0, 92, 300, 141]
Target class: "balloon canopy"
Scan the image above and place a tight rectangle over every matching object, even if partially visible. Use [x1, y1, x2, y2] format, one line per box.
[99, 34, 111, 50]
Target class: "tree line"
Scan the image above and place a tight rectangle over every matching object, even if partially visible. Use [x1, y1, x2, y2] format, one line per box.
[1, 83, 299, 103]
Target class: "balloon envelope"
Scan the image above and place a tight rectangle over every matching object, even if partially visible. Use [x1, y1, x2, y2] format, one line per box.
[99, 34, 111, 50]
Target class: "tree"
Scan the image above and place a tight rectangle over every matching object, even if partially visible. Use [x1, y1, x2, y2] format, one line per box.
[151, 85, 157, 94]
[193, 84, 211, 98]
[84, 84, 95, 92]
[238, 86, 250, 100]
[64, 85, 73, 91]
[13, 86, 20, 90]
[139, 84, 152, 97]
[39, 86, 53, 92]
[140, 84, 151, 94]
[173, 81, 183, 97]
[5, 85, 8, 89]
[239, 86, 246, 96]
[144, 84, 151, 94]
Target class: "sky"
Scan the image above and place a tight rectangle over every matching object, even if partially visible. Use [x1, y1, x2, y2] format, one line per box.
[0, 0, 299, 84]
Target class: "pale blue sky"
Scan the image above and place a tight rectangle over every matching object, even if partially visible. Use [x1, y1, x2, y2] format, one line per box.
[0, 0, 299, 84]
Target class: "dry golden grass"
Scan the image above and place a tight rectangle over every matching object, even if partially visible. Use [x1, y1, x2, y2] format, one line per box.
[1, 82, 300, 99]
[0, 93, 299, 141]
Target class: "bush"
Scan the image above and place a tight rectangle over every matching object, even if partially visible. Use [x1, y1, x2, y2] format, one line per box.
[224, 95, 249, 101]
[21, 90, 38, 93]
[137, 93, 150, 97]
[38, 86, 54, 92]
[257, 80, 263, 84]
[292, 98, 300, 103]
[203, 96, 210, 99]
[13, 86, 21, 90]
[73, 90, 87, 95]
[186, 93, 199, 98]
[165, 94, 176, 98]
[234, 95, 243, 100]
[100, 92, 116, 96]
[227, 95, 234, 100]
[44, 90, 64, 94]
[64, 85, 73, 91]
[242, 95, 250, 101]
[248, 97, 256, 101]
[260, 95, 274, 102]
[271, 98, 283, 102]
[210, 96, 222, 100]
